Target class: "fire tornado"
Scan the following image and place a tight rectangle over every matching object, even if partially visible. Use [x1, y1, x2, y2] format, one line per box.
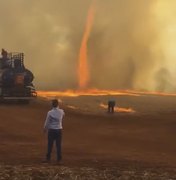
[78, 1, 95, 89]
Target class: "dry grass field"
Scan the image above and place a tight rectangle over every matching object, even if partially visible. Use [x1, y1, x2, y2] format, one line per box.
[0, 94, 176, 179]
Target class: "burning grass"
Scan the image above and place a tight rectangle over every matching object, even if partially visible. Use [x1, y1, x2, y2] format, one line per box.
[36, 89, 176, 115]
[37, 89, 176, 98]
[37, 89, 143, 98]
[100, 103, 135, 113]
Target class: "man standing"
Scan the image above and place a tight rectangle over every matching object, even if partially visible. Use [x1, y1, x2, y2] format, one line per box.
[108, 99, 116, 113]
[44, 99, 65, 162]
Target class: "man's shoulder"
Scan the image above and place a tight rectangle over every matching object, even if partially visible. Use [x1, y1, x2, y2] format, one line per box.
[48, 109, 53, 113]
[57, 108, 65, 115]
[48, 108, 65, 115]
[47, 109, 55, 115]
[59, 108, 64, 112]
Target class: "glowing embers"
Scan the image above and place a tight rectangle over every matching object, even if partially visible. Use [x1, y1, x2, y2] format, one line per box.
[100, 103, 135, 113]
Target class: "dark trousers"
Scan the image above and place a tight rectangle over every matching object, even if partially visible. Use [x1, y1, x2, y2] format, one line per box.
[108, 101, 115, 113]
[46, 129, 62, 161]
[108, 106, 114, 113]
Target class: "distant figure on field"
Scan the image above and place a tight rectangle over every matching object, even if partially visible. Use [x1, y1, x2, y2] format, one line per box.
[108, 99, 116, 113]
[1, 48, 9, 68]
[43, 99, 65, 163]
[1, 48, 8, 59]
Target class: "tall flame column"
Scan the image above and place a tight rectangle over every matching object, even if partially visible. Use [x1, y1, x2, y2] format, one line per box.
[78, 1, 95, 89]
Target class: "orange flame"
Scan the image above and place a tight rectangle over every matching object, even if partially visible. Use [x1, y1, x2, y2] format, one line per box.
[100, 103, 135, 113]
[78, 1, 95, 89]
[37, 89, 140, 97]
[37, 89, 176, 98]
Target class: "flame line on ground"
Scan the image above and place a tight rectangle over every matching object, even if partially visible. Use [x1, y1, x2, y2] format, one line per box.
[37, 89, 176, 97]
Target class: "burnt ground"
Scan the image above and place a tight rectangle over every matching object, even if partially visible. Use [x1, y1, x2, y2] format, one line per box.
[0, 96, 176, 179]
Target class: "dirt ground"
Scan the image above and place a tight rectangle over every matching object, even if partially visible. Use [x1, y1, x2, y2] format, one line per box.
[0, 95, 176, 178]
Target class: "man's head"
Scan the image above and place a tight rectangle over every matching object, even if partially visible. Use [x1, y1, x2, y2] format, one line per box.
[52, 99, 59, 108]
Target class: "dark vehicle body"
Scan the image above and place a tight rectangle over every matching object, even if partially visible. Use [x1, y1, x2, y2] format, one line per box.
[0, 51, 37, 103]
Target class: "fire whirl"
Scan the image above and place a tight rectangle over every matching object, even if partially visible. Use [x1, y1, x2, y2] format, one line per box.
[78, 0, 95, 89]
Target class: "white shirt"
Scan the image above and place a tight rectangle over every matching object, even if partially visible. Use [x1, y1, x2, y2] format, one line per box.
[44, 107, 65, 130]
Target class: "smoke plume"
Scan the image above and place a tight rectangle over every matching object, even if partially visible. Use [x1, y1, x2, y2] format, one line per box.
[0, 0, 176, 92]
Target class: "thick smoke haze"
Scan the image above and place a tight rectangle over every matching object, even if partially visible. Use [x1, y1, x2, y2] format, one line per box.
[0, 0, 176, 92]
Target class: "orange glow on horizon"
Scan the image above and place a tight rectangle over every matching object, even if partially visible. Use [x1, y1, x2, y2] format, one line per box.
[37, 89, 176, 98]
[78, 1, 95, 89]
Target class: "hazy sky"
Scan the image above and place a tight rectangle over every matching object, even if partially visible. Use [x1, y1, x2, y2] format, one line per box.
[0, 0, 176, 92]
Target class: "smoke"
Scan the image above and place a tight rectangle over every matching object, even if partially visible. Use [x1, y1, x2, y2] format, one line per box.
[89, 0, 160, 90]
[155, 68, 175, 92]
[0, 0, 176, 92]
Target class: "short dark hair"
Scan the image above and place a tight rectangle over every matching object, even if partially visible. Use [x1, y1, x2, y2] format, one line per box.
[52, 99, 58, 107]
